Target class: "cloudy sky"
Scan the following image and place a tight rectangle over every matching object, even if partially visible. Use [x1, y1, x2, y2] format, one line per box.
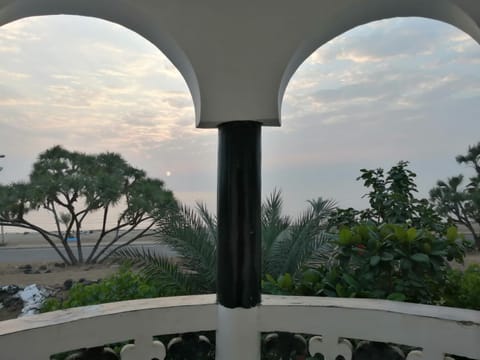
[0, 15, 479, 227]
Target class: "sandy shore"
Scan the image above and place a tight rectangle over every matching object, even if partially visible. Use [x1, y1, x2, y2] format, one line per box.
[0, 230, 158, 288]
[0, 262, 120, 287]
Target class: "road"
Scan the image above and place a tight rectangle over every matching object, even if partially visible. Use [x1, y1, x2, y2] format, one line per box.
[0, 243, 177, 263]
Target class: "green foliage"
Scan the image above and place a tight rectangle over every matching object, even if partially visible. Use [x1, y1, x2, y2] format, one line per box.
[430, 142, 480, 248]
[41, 267, 165, 312]
[329, 161, 447, 233]
[443, 264, 480, 310]
[118, 203, 218, 294]
[263, 224, 468, 305]
[116, 190, 336, 294]
[265, 196, 336, 278]
[358, 161, 447, 231]
[0, 146, 178, 264]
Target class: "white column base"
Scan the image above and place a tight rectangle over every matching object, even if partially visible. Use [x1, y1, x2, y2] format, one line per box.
[216, 305, 260, 360]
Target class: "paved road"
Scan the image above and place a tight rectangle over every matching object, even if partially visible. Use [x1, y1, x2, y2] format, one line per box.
[0, 243, 177, 263]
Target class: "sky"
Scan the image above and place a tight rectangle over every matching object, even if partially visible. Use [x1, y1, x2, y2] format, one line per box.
[0, 15, 479, 229]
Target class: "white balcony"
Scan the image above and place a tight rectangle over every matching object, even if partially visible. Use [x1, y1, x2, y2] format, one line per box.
[0, 295, 478, 360]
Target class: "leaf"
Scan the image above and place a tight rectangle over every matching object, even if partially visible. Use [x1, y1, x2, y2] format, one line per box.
[339, 228, 352, 245]
[265, 274, 275, 283]
[278, 273, 293, 289]
[387, 293, 406, 302]
[335, 283, 345, 297]
[342, 273, 359, 289]
[430, 250, 447, 257]
[302, 269, 321, 283]
[446, 226, 458, 243]
[406, 228, 417, 242]
[370, 255, 381, 266]
[394, 226, 407, 242]
[410, 253, 430, 263]
[400, 259, 412, 270]
[381, 252, 394, 261]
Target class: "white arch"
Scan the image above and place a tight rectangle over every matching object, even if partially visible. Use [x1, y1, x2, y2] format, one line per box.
[0, 0, 201, 125]
[1, 0, 479, 128]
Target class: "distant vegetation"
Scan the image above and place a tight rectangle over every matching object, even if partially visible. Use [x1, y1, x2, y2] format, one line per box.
[0, 146, 177, 265]
[3, 142, 478, 311]
[430, 142, 480, 249]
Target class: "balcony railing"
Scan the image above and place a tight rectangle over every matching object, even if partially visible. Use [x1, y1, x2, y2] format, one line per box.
[0, 294, 478, 360]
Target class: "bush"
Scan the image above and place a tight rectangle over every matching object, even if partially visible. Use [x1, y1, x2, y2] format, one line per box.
[41, 267, 166, 312]
[443, 264, 480, 310]
[263, 224, 468, 305]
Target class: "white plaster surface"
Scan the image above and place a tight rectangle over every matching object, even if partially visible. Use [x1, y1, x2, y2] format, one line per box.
[216, 305, 261, 360]
[0, 0, 478, 127]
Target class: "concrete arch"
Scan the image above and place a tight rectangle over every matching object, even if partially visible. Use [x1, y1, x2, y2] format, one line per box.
[0, 0, 200, 125]
[279, 0, 480, 122]
[1, 0, 478, 128]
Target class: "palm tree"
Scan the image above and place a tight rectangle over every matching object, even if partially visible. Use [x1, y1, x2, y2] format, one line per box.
[117, 190, 336, 294]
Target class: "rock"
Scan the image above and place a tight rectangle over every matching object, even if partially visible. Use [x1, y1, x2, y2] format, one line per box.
[44, 269, 52, 273]
[0, 285, 21, 296]
[39, 265, 47, 271]
[63, 279, 74, 290]
[78, 278, 86, 284]
[18, 264, 32, 271]
[54, 262, 66, 268]
[23, 269, 33, 274]
[33, 270, 41, 274]
[3, 296, 23, 310]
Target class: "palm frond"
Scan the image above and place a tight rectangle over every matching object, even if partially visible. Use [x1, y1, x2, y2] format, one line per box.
[114, 247, 205, 294]
[156, 204, 217, 288]
[266, 197, 336, 278]
[262, 189, 290, 255]
[195, 201, 217, 242]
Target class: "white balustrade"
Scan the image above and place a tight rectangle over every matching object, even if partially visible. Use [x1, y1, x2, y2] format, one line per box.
[0, 294, 217, 360]
[0, 294, 478, 360]
[260, 296, 480, 360]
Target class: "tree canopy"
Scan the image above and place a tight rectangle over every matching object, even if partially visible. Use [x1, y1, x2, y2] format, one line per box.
[0, 146, 177, 265]
[430, 142, 480, 248]
[329, 161, 446, 233]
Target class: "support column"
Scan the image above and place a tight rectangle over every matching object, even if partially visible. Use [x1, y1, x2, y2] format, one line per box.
[216, 121, 261, 360]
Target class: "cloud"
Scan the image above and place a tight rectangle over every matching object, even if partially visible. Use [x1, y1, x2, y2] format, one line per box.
[1, 15, 479, 214]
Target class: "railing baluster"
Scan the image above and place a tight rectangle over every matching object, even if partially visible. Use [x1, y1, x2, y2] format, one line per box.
[120, 337, 166, 360]
[309, 335, 353, 360]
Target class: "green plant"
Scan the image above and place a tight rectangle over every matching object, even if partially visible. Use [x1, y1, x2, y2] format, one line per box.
[117, 190, 336, 294]
[41, 267, 168, 312]
[329, 162, 448, 234]
[443, 264, 480, 310]
[264, 224, 468, 305]
[430, 141, 480, 249]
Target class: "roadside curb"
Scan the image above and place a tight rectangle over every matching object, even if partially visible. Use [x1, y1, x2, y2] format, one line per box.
[0, 241, 158, 250]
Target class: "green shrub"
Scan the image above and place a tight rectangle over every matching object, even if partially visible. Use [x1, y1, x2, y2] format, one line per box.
[443, 264, 480, 310]
[263, 224, 468, 305]
[41, 267, 166, 312]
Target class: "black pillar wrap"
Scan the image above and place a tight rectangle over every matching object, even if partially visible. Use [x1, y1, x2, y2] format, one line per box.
[217, 121, 261, 309]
